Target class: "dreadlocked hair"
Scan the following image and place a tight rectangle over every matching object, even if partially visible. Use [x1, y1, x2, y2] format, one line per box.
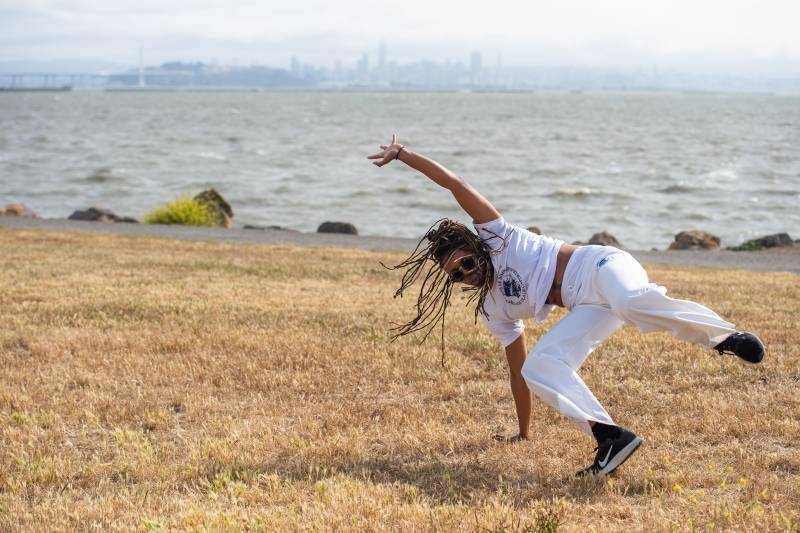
[381, 218, 495, 367]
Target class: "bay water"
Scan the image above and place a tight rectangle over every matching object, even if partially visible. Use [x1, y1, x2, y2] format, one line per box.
[1, 90, 798, 250]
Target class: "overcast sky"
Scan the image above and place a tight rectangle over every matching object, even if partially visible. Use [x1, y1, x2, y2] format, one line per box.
[1, 0, 799, 75]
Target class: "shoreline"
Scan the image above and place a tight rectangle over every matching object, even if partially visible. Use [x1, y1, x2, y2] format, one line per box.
[2, 216, 798, 273]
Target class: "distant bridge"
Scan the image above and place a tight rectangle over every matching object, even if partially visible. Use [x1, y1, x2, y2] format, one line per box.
[0, 72, 109, 89]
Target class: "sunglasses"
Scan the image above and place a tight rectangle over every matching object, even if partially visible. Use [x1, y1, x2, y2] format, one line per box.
[448, 256, 477, 283]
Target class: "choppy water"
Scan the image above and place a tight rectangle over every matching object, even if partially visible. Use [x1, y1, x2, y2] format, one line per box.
[1, 90, 798, 249]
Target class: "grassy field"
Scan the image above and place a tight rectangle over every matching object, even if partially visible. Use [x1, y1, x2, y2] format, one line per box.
[1, 228, 798, 532]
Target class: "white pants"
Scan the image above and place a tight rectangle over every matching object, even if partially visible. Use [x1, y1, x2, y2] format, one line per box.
[520, 247, 735, 436]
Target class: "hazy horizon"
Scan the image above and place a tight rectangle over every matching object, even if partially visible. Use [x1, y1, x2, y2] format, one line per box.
[2, 0, 799, 77]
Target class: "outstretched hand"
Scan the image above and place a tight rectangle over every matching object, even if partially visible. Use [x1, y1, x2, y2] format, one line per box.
[493, 433, 528, 443]
[367, 133, 404, 167]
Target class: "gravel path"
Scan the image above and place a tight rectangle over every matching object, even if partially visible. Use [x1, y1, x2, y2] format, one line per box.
[2, 217, 798, 273]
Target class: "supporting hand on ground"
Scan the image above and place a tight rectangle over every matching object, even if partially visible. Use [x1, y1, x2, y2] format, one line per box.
[492, 433, 528, 443]
[367, 133, 404, 167]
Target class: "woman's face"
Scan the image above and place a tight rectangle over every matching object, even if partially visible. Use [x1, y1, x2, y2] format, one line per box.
[442, 248, 483, 287]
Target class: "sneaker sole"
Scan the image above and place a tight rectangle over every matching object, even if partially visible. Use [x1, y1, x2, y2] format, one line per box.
[599, 437, 643, 476]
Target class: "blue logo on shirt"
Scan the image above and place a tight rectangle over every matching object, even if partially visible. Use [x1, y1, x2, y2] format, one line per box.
[498, 267, 527, 305]
[596, 255, 617, 270]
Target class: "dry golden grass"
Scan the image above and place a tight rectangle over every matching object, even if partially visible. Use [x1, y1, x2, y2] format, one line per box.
[1, 228, 798, 532]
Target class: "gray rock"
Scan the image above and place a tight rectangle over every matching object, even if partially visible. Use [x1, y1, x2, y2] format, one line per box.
[317, 221, 358, 235]
[0, 203, 38, 218]
[526, 226, 541, 235]
[68, 207, 138, 223]
[588, 231, 623, 249]
[194, 188, 233, 228]
[755, 233, 792, 248]
[668, 230, 721, 251]
[729, 233, 794, 251]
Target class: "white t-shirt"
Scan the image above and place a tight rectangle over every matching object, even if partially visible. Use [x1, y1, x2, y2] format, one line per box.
[473, 217, 564, 347]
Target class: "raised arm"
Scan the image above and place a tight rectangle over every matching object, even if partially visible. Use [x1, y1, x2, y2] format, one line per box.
[368, 134, 501, 224]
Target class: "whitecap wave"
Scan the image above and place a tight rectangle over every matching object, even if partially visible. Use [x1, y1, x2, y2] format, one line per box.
[703, 169, 738, 182]
[196, 151, 227, 161]
[547, 187, 593, 197]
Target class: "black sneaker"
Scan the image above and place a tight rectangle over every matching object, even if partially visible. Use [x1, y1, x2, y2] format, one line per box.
[714, 332, 765, 363]
[575, 428, 643, 477]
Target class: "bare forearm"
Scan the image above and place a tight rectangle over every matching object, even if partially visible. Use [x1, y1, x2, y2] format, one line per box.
[509, 376, 532, 438]
[397, 148, 499, 223]
[397, 148, 462, 190]
[368, 135, 500, 224]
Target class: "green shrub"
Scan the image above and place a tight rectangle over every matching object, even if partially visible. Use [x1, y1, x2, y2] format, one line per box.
[143, 197, 217, 226]
[728, 240, 764, 252]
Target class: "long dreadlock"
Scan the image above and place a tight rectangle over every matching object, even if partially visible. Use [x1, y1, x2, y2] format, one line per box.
[382, 218, 496, 366]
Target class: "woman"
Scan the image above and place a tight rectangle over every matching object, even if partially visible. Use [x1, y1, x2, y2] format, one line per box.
[368, 134, 765, 477]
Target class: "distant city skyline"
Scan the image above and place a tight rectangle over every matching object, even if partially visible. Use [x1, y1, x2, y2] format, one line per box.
[2, 0, 799, 78]
[5, 53, 795, 94]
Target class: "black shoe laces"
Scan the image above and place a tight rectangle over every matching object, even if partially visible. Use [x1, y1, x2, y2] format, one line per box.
[591, 440, 614, 463]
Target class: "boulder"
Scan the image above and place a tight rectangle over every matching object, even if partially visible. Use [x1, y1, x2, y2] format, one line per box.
[68, 207, 138, 223]
[588, 231, 623, 249]
[193, 188, 233, 228]
[729, 233, 794, 251]
[668, 230, 720, 251]
[317, 221, 358, 235]
[526, 226, 541, 235]
[0, 203, 38, 218]
[771, 233, 793, 247]
[754, 233, 794, 248]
